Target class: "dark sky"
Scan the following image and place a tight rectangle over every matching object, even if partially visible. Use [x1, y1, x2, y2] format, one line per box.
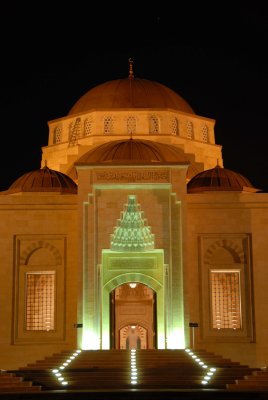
[1, 2, 268, 191]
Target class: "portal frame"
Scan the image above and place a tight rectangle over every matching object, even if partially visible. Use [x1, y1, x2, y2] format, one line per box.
[100, 249, 166, 349]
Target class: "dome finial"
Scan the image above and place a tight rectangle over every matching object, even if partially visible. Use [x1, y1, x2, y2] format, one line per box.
[128, 58, 134, 79]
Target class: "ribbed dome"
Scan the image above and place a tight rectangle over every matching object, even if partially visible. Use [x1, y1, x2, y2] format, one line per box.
[187, 165, 261, 193]
[75, 139, 190, 165]
[68, 77, 195, 115]
[5, 166, 77, 194]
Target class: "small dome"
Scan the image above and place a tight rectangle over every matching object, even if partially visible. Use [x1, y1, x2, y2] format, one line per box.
[4, 166, 77, 194]
[68, 77, 195, 115]
[187, 165, 261, 193]
[75, 139, 190, 165]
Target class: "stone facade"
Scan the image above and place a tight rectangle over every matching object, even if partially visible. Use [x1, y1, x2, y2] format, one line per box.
[0, 74, 267, 370]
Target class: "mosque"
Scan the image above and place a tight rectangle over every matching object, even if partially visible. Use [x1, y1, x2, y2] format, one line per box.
[1, 60, 268, 371]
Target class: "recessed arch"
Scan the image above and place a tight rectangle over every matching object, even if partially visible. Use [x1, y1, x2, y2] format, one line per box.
[204, 239, 245, 265]
[100, 250, 166, 350]
[20, 241, 62, 266]
[112, 282, 155, 349]
[103, 272, 162, 292]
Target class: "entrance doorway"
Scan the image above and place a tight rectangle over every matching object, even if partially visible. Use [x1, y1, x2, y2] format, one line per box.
[120, 325, 147, 349]
[110, 283, 156, 349]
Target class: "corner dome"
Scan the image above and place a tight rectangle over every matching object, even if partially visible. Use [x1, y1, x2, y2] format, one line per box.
[187, 165, 261, 193]
[68, 77, 195, 115]
[4, 166, 77, 194]
[74, 139, 191, 165]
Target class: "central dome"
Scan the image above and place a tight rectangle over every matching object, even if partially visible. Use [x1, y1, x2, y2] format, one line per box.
[68, 77, 195, 115]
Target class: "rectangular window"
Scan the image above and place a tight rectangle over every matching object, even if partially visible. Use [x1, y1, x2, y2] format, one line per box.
[210, 270, 241, 330]
[26, 272, 55, 331]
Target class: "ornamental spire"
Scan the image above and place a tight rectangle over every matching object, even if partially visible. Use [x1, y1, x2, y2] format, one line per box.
[110, 195, 155, 252]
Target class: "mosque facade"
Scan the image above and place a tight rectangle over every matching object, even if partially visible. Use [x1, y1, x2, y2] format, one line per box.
[1, 63, 268, 370]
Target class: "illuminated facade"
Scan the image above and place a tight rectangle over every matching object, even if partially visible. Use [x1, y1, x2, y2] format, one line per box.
[1, 64, 268, 370]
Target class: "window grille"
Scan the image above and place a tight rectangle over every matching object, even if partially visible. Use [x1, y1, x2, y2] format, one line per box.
[69, 118, 82, 145]
[186, 121, 193, 139]
[171, 117, 179, 135]
[127, 116, 136, 134]
[53, 126, 62, 143]
[149, 116, 159, 134]
[26, 272, 55, 331]
[202, 124, 208, 142]
[104, 116, 113, 134]
[84, 118, 92, 136]
[210, 270, 241, 330]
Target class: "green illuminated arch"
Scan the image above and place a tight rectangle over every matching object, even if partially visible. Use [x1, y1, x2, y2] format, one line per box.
[100, 195, 166, 348]
[101, 265, 165, 349]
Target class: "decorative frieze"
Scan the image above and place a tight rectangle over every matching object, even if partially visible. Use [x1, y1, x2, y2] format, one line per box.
[95, 170, 169, 183]
[108, 257, 157, 270]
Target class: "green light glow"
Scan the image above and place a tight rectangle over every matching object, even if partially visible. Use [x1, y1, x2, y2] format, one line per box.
[81, 193, 186, 350]
[101, 263, 165, 349]
[110, 195, 155, 252]
[167, 328, 185, 349]
[81, 329, 99, 350]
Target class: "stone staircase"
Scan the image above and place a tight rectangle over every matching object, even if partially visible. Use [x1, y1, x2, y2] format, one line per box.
[227, 369, 268, 391]
[0, 370, 41, 393]
[3, 348, 263, 393]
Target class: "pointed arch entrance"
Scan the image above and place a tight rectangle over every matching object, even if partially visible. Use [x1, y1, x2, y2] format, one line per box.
[101, 261, 165, 349]
[110, 282, 156, 349]
[120, 324, 148, 350]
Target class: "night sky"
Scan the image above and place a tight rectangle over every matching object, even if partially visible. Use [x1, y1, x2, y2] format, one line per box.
[1, 2, 267, 191]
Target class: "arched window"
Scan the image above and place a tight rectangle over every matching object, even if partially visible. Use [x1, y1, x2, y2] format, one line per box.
[69, 118, 82, 146]
[14, 238, 65, 343]
[186, 120, 194, 139]
[202, 124, 209, 142]
[84, 118, 92, 136]
[127, 116, 136, 135]
[53, 126, 62, 144]
[149, 115, 159, 134]
[171, 117, 179, 135]
[200, 235, 254, 341]
[104, 116, 113, 134]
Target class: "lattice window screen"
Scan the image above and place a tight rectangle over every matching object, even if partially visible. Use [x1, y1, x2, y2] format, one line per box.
[104, 116, 113, 134]
[84, 118, 92, 136]
[202, 124, 208, 142]
[210, 270, 241, 330]
[127, 116, 136, 134]
[149, 116, 159, 134]
[26, 272, 55, 331]
[171, 117, 179, 135]
[53, 126, 62, 143]
[186, 120, 193, 139]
